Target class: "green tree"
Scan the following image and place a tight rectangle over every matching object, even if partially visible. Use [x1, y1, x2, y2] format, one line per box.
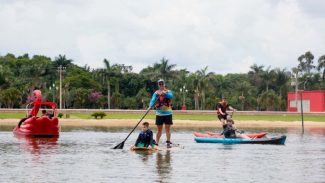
[135, 88, 151, 109]
[74, 88, 89, 108]
[260, 66, 275, 92]
[141, 57, 177, 84]
[53, 54, 73, 68]
[298, 51, 315, 74]
[318, 55, 325, 81]
[0, 88, 21, 108]
[259, 90, 278, 111]
[195, 66, 214, 110]
[248, 64, 264, 91]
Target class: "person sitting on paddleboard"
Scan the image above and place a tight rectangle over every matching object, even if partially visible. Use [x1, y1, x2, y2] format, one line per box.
[222, 118, 250, 139]
[132, 122, 157, 149]
[149, 79, 173, 148]
[216, 97, 236, 127]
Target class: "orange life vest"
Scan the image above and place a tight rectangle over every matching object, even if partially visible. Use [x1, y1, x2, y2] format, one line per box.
[154, 90, 172, 108]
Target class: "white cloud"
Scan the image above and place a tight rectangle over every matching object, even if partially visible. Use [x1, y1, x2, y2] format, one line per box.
[0, 0, 324, 74]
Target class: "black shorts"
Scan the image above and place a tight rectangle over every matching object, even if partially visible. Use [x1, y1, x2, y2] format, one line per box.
[217, 114, 228, 121]
[156, 115, 173, 125]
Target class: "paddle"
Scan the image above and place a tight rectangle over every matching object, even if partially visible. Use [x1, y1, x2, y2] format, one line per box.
[113, 97, 159, 149]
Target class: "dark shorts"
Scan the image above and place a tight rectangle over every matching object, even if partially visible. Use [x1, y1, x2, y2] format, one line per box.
[156, 115, 173, 125]
[217, 114, 228, 121]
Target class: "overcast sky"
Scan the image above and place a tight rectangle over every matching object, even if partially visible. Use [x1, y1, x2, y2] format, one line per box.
[0, 0, 324, 74]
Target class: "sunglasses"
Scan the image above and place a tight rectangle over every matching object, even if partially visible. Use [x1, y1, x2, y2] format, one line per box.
[158, 83, 164, 86]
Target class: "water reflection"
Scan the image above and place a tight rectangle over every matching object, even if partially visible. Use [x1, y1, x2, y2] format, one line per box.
[134, 150, 155, 163]
[156, 150, 172, 182]
[309, 128, 325, 135]
[14, 134, 58, 155]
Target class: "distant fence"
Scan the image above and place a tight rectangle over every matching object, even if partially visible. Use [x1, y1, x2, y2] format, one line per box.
[0, 109, 324, 116]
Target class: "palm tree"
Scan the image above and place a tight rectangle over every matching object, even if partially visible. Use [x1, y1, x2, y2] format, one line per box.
[152, 57, 176, 82]
[274, 68, 290, 97]
[0, 87, 21, 108]
[211, 74, 230, 99]
[53, 54, 73, 68]
[259, 90, 278, 111]
[236, 81, 251, 111]
[318, 55, 325, 81]
[260, 66, 275, 92]
[100, 58, 133, 109]
[248, 64, 264, 89]
[195, 66, 214, 110]
[102, 59, 114, 109]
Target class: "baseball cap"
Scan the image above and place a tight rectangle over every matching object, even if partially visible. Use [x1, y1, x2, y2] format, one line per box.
[158, 79, 165, 85]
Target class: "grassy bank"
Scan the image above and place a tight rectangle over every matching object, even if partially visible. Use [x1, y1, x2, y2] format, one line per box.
[1, 112, 325, 122]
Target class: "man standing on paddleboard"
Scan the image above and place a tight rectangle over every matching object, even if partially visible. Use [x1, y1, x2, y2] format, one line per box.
[216, 97, 236, 126]
[149, 79, 173, 148]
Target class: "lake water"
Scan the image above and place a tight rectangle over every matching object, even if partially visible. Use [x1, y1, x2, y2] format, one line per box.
[0, 127, 325, 183]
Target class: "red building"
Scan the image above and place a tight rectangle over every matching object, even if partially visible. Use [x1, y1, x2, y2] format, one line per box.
[287, 90, 325, 112]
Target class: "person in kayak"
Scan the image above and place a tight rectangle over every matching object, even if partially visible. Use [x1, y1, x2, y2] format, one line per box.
[222, 118, 250, 139]
[216, 97, 236, 126]
[132, 122, 157, 149]
[149, 79, 173, 148]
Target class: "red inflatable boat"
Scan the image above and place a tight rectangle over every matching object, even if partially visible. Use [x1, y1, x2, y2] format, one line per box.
[193, 132, 268, 139]
[13, 101, 59, 137]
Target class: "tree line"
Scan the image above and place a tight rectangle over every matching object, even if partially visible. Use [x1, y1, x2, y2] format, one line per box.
[0, 51, 324, 110]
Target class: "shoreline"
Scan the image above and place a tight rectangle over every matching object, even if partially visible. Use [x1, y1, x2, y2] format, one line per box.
[1, 118, 325, 129]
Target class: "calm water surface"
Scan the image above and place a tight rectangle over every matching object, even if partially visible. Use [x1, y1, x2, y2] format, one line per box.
[0, 128, 325, 183]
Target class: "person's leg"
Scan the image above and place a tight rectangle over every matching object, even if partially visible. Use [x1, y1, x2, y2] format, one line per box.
[165, 124, 171, 142]
[156, 125, 163, 144]
[164, 115, 173, 143]
[236, 133, 251, 139]
[218, 114, 227, 126]
[155, 115, 163, 144]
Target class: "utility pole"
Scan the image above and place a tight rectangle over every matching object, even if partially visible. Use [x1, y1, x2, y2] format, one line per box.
[300, 90, 304, 134]
[180, 85, 188, 110]
[57, 65, 66, 109]
[107, 81, 110, 109]
[295, 72, 298, 112]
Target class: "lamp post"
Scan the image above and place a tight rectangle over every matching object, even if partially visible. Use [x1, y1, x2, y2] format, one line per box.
[180, 85, 188, 110]
[291, 78, 308, 134]
[57, 65, 66, 109]
[49, 83, 56, 102]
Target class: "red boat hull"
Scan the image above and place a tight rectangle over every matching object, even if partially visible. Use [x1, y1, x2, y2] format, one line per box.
[13, 116, 59, 137]
[193, 132, 268, 139]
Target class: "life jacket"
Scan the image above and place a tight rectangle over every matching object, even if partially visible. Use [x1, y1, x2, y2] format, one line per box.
[223, 124, 236, 138]
[216, 102, 229, 115]
[136, 129, 153, 147]
[155, 90, 172, 108]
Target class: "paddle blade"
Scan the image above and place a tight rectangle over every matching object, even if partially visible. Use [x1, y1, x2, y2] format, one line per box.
[112, 141, 125, 149]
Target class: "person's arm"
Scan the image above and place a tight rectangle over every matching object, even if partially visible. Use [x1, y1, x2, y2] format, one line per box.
[135, 133, 141, 146]
[217, 103, 225, 115]
[229, 106, 235, 111]
[148, 130, 154, 148]
[149, 92, 158, 108]
[164, 90, 173, 99]
[218, 108, 225, 115]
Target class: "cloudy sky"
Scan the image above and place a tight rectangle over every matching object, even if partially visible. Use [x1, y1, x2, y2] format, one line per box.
[0, 0, 324, 74]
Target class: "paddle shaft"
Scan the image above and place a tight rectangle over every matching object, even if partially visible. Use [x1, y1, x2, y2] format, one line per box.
[231, 110, 235, 118]
[121, 107, 153, 143]
[120, 96, 160, 143]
